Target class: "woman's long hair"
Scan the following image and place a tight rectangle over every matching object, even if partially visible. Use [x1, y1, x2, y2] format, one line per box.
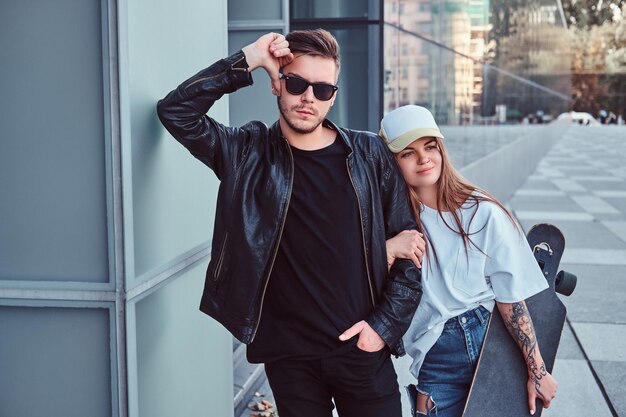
[404, 137, 519, 266]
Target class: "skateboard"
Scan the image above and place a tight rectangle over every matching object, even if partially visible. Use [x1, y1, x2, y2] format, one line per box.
[461, 223, 577, 417]
[405, 223, 577, 417]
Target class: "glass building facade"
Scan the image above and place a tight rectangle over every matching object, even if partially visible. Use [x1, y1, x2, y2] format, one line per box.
[384, 0, 572, 125]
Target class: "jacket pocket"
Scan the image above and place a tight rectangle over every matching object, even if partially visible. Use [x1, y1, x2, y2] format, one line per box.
[213, 233, 229, 284]
[452, 247, 489, 297]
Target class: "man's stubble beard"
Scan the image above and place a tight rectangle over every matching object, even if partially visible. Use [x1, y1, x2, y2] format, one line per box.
[277, 96, 329, 135]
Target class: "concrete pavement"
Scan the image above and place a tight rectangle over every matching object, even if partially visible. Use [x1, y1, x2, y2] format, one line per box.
[507, 125, 625, 417]
[239, 124, 626, 417]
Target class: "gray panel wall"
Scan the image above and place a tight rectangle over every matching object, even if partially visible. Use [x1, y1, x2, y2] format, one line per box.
[0, 305, 112, 417]
[122, 0, 234, 416]
[0, 0, 109, 283]
[133, 263, 233, 417]
[1, 0, 235, 416]
[125, 0, 223, 281]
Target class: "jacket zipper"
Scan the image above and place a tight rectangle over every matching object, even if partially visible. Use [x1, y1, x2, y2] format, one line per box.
[250, 142, 294, 342]
[213, 233, 229, 282]
[184, 56, 247, 90]
[346, 159, 376, 307]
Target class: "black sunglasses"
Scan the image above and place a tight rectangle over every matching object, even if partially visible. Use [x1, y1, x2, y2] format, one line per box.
[279, 73, 338, 101]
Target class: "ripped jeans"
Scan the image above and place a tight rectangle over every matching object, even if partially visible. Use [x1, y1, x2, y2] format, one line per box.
[414, 306, 490, 417]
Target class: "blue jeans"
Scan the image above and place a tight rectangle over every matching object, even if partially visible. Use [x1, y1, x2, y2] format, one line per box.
[415, 306, 490, 417]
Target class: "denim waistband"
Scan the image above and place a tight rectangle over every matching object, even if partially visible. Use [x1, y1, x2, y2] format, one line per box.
[444, 305, 490, 330]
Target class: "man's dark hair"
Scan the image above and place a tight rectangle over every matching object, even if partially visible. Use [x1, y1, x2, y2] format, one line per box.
[286, 29, 341, 75]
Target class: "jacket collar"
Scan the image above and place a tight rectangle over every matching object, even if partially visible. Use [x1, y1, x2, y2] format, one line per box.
[269, 118, 355, 156]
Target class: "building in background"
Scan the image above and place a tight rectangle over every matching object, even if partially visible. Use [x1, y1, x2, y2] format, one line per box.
[0, 1, 577, 417]
[385, 0, 572, 125]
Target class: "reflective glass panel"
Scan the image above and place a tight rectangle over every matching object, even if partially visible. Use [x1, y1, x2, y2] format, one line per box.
[293, 0, 379, 19]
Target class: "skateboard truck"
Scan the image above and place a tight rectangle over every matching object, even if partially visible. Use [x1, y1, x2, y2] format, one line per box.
[532, 239, 577, 296]
[533, 242, 553, 256]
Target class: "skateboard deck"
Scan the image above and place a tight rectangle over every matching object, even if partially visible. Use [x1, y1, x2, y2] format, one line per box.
[461, 223, 575, 417]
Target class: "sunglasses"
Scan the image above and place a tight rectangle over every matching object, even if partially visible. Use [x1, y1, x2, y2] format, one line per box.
[279, 73, 338, 101]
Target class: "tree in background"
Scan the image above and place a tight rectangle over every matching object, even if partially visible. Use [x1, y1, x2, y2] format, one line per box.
[563, 1, 626, 118]
[562, 0, 626, 29]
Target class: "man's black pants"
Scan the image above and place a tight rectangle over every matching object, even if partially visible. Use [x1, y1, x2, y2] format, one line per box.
[264, 345, 402, 417]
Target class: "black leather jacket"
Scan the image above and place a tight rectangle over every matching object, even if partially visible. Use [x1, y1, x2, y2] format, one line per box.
[157, 51, 422, 355]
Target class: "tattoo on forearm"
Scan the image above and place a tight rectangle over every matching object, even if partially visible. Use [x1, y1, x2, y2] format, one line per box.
[504, 302, 548, 394]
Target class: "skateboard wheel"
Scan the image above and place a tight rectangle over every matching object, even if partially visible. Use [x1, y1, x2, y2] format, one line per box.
[555, 270, 577, 296]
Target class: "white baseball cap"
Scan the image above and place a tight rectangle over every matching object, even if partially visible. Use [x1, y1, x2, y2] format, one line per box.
[379, 105, 444, 153]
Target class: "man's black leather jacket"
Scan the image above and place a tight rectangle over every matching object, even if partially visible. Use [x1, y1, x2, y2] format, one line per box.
[156, 51, 422, 356]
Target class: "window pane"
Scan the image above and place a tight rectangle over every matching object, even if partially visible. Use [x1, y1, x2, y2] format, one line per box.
[293, 0, 379, 19]
[228, 30, 281, 127]
[291, 24, 380, 132]
[229, 0, 283, 21]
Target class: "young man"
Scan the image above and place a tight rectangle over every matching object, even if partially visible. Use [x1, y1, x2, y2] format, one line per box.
[157, 29, 424, 417]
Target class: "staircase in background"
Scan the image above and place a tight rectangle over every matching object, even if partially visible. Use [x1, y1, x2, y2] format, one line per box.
[233, 339, 265, 417]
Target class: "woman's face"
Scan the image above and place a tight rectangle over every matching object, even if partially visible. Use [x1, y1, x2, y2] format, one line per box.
[395, 137, 442, 190]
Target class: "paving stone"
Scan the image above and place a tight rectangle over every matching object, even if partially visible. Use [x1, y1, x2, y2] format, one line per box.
[556, 322, 585, 360]
[556, 264, 626, 324]
[586, 161, 612, 169]
[570, 196, 620, 214]
[543, 157, 576, 163]
[509, 196, 581, 212]
[538, 168, 566, 178]
[601, 158, 626, 167]
[508, 195, 582, 212]
[520, 178, 561, 190]
[520, 220, 626, 250]
[515, 211, 594, 221]
[551, 179, 587, 192]
[542, 359, 613, 417]
[570, 323, 626, 362]
[592, 361, 626, 417]
[592, 212, 625, 222]
[515, 189, 567, 197]
[602, 196, 626, 212]
[602, 221, 626, 245]
[563, 248, 626, 265]
[576, 180, 626, 191]
[571, 176, 625, 182]
[606, 169, 626, 178]
[594, 190, 626, 198]
[552, 165, 603, 172]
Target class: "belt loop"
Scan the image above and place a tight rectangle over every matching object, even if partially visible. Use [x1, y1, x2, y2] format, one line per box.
[474, 306, 487, 326]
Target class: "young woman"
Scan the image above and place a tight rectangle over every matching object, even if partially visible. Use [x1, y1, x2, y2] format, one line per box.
[380, 105, 557, 417]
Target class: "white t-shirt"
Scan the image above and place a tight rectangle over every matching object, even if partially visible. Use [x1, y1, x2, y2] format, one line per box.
[402, 196, 548, 380]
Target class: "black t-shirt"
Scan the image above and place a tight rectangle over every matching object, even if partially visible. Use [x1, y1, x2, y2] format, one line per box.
[247, 136, 372, 363]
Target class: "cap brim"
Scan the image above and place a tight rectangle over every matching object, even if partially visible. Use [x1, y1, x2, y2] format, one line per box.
[387, 127, 444, 153]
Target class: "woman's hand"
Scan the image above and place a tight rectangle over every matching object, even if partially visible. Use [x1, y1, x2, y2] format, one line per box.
[386, 230, 425, 269]
[527, 370, 557, 414]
